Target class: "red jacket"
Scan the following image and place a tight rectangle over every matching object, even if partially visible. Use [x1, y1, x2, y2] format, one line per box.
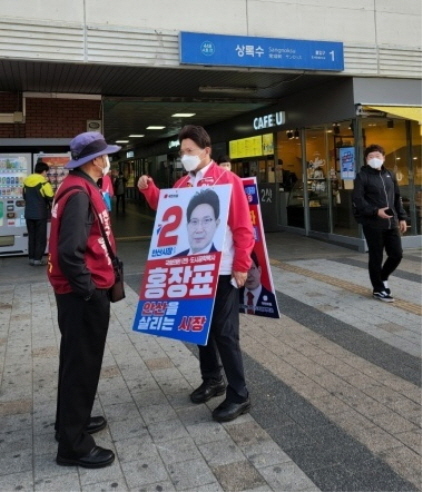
[140, 161, 254, 273]
[48, 172, 116, 296]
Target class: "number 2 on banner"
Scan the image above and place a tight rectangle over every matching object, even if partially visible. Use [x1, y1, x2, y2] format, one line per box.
[157, 205, 182, 247]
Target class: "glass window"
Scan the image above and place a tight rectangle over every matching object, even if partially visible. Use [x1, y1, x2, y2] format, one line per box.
[276, 130, 302, 227]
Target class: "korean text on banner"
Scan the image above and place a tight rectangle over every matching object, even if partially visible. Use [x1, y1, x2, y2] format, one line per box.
[241, 177, 280, 318]
[132, 184, 233, 345]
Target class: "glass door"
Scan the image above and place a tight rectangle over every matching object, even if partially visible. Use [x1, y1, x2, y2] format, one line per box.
[305, 127, 330, 233]
[331, 123, 359, 237]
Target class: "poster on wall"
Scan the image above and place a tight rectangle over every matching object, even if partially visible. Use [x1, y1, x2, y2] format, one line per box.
[132, 184, 232, 345]
[34, 153, 71, 193]
[241, 177, 280, 318]
[339, 147, 355, 180]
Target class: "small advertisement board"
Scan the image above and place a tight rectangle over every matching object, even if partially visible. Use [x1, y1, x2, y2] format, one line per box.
[339, 147, 356, 180]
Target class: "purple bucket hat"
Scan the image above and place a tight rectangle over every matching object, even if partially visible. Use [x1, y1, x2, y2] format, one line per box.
[65, 132, 121, 169]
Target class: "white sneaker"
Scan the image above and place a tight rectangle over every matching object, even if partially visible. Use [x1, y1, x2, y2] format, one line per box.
[373, 291, 394, 302]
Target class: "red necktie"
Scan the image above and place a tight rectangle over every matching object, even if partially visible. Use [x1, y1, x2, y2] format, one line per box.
[246, 291, 254, 314]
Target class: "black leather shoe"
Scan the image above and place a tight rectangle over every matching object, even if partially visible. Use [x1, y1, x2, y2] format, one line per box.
[57, 446, 115, 468]
[190, 379, 226, 404]
[86, 416, 107, 434]
[55, 416, 107, 441]
[212, 399, 251, 422]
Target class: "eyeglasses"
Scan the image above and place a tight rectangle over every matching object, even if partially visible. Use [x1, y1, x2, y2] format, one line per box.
[188, 217, 215, 228]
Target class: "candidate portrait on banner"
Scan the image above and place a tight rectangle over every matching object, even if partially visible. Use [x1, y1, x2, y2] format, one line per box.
[239, 249, 279, 318]
[174, 188, 222, 257]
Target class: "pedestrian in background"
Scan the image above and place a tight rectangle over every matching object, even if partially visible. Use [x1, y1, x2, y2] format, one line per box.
[114, 171, 127, 213]
[23, 160, 54, 266]
[352, 144, 407, 302]
[216, 154, 232, 171]
[48, 132, 121, 468]
[138, 125, 255, 422]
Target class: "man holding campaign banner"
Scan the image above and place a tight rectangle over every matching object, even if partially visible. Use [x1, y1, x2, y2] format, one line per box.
[137, 125, 254, 423]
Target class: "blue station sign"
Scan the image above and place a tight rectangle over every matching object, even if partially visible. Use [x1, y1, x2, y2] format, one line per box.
[180, 32, 344, 72]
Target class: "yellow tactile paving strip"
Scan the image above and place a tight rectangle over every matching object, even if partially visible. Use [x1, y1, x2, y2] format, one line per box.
[270, 258, 422, 316]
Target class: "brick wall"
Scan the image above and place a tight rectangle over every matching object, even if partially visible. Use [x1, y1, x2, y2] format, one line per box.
[0, 92, 101, 138]
[0, 92, 23, 138]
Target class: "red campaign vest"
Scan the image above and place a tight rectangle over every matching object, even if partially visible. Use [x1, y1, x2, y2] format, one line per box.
[48, 174, 116, 294]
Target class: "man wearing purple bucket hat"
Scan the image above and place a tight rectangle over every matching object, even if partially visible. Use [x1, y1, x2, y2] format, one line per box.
[47, 132, 120, 468]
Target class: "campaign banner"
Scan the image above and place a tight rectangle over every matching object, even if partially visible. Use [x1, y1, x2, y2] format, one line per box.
[132, 184, 232, 345]
[240, 177, 280, 318]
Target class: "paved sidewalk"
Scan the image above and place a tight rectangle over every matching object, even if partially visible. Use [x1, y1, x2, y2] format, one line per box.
[0, 226, 421, 491]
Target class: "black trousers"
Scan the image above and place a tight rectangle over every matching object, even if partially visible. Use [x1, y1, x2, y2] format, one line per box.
[26, 218, 47, 261]
[115, 194, 125, 213]
[55, 289, 110, 458]
[198, 275, 248, 403]
[362, 226, 403, 292]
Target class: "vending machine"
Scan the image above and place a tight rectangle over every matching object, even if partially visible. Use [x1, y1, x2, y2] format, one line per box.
[33, 153, 70, 193]
[33, 152, 70, 255]
[0, 153, 32, 256]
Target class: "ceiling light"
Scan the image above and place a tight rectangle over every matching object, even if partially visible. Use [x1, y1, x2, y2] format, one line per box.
[146, 126, 165, 130]
[128, 134, 145, 137]
[294, 129, 300, 139]
[171, 113, 196, 118]
[198, 86, 257, 94]
[286, 131, 294, 140]
[116, 140, 129, 143]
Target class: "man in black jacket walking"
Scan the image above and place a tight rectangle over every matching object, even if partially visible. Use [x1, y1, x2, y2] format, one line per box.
[352, 144, 407, 302]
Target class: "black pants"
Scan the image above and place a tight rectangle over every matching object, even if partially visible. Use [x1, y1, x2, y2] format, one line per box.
[115, 194, 125, 213]
[362, 226, 403, 292]
[26, 218, 47, 261]
[198, 275, 248, 403]
[55, 289, 110, 458]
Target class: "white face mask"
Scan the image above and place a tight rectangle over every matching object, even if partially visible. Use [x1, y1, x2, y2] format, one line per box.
[367, 157, 383, 169]
[99, 155, 111, 176]
[181, 154, 201, 172]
